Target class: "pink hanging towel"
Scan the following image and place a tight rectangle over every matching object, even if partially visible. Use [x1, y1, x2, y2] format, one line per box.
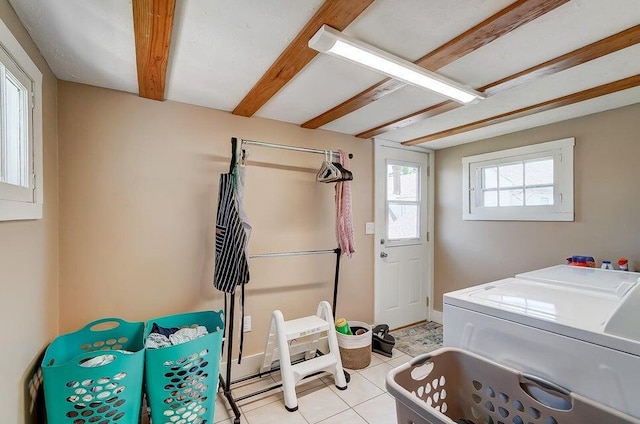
[336, 150, 355, 257]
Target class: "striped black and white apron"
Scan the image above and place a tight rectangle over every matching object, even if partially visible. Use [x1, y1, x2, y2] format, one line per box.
[214, 173, 250, 293]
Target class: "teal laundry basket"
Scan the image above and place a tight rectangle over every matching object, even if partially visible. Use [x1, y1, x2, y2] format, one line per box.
[41, 318, 145, 424]
[145, 310, 224, 424]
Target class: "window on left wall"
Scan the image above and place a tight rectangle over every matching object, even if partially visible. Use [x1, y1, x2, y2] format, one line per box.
[0, 18, 43, 221]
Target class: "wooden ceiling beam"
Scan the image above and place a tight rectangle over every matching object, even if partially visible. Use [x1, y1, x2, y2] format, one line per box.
[482, 25, 640, 96]
[402, 74, 640, 146]
[358, 24, 640, 139]
[301, 0, 569, 130]
[232, 0, 374, 117]
[132, 0, 176, 101]
[357, 101, 458, 139]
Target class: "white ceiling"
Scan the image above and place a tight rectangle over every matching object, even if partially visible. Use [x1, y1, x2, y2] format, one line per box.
[8, 0, 640, 149]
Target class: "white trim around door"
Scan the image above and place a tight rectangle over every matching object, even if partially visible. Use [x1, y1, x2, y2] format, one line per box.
[373, 139, 435, 329]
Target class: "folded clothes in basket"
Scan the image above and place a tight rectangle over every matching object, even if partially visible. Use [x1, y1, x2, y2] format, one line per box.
[145, 324, 209, 349]
[151, 322, 179, 337]
[79, 350, 133, 367]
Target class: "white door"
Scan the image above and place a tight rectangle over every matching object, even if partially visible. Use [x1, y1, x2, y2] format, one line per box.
[374, 141, 432, 329]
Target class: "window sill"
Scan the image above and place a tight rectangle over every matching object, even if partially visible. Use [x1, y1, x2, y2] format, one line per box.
[463, 211, 573, 222]
[0, 200, 42, 221]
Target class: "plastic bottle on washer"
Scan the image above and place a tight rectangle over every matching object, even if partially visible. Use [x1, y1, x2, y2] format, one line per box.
[618, 258, 631, 272]
[601, 260, 614, 270]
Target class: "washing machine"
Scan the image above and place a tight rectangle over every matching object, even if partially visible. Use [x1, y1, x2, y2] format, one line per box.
[443, 265, 640, 419]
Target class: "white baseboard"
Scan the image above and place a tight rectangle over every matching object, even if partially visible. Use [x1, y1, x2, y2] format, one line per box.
[220, 338, 331, 380]
[430, 309, 443, 324]
[220, 351, 264, 380]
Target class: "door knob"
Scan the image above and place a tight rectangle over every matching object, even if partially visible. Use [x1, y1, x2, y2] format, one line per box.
[380, 252, 388, 258]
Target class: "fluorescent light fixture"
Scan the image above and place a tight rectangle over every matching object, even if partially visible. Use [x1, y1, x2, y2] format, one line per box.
[308, 25, 484, 104]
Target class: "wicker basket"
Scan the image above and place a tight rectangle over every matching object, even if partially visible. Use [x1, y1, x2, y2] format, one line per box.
[336, 321, 372, 370]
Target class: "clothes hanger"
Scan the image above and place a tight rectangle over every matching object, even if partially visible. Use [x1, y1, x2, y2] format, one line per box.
[326, 158, 343, 182]
[315, 151, 329, 182]
[317, 151, 341, 182]
[328, 154, 343, 182]
[329, 150, 352, 181]
[240, 147, 248, 167]
[333, 162, 353, 181]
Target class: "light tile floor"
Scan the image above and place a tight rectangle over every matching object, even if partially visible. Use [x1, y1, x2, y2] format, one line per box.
[214, 349, 409, 424]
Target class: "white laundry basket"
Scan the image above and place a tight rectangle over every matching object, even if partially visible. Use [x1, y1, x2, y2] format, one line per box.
[336, 321, 372, 369]
[386, 347, 640, 424]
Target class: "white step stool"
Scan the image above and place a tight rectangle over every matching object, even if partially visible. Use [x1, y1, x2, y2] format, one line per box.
[261, 301, 348, 411]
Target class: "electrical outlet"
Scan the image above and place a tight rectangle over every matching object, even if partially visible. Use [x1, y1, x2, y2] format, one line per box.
[243, 315, 252, 332]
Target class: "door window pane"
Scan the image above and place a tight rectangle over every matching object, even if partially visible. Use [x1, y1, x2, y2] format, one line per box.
[388, 203, 419, 239]
[387, 164, 418, 201]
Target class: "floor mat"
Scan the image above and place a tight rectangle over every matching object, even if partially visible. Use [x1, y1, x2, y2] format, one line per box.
[390, 321, 443, 358]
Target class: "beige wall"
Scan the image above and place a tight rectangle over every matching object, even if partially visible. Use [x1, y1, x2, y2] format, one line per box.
[0, 2, 58, 423]
[58, 81, 373, 357]
[434, 103, 640, 310]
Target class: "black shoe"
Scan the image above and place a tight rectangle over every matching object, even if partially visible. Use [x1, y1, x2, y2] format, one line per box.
[372, 324, 395, 357]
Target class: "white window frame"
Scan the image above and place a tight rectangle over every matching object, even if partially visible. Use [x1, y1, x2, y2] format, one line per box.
[0, 17, 43, 221]
[462, 138, 574, 221]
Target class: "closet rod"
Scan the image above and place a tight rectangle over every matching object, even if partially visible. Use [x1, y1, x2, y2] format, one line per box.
[241, 139, 353, 159]
[249, 248, 337, 258]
